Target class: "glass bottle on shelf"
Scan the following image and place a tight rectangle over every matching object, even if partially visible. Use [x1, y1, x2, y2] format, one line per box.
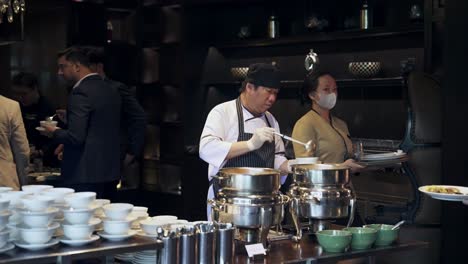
[360, 0, 371, 29]
[268, 14, 279, 39]
[106, 20, 113, 43]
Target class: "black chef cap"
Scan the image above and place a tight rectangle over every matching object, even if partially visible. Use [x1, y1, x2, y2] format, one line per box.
[245, 63, 281, 89]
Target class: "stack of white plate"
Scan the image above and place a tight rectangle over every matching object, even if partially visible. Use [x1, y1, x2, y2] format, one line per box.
[114, 252, 134, 263]
[132, 250, 158, 264]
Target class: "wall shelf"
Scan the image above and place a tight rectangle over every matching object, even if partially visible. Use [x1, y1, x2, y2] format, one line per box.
[213, 26, 424, 50]
[206, 77, 405, 89]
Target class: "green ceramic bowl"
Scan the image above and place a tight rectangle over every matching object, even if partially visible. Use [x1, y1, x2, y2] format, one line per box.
[343, 227, 378, 250]
[316, 230, 352, 253]
[363, 224, 399, 246]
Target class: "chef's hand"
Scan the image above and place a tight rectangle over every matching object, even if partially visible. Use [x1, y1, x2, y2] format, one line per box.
[56, 109, 67, 123]
[246, 127, 275, 151]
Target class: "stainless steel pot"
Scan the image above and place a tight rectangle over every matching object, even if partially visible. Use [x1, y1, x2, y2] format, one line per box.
[214, 167, 281, 195]
[291, 163, 349, 186]
[209, 193, 289, 228]
[288, 164, 356, 241]
[289, 186, 352, 218]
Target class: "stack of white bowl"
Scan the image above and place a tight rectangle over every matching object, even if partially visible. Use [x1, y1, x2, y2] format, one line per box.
[91, 199, 111, 232]
[129, 207, 149, 230]
[1, 190, 28, 241]
[100, 203, 136, 241]
[40, 187, 75, 237]
[15, 194, 60, 250]
[0, 198, 12, 252]
[60, 192, 101, 246]
[22, 185, 53, 195]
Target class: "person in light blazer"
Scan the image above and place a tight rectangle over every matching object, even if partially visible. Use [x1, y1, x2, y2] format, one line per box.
[0, 95, 30, 190]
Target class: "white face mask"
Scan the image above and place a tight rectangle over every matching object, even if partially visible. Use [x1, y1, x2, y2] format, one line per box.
[315, 92, 337, 110]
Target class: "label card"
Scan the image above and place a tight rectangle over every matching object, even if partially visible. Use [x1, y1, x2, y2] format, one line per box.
[245, 243, 267, 258]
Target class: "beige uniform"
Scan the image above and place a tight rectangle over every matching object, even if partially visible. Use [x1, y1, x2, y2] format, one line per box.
[0, 95, 30, 190]
[292, 110, 353, 163]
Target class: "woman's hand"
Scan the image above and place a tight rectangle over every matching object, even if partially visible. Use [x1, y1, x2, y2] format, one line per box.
[342, 159, 365, 173]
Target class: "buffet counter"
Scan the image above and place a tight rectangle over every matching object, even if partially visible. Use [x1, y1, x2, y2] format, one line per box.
[234, 236, 428, 264]
[0, 236, 161, 264]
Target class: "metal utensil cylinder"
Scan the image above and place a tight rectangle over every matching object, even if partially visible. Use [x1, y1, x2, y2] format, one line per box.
[216, 224, 234, 264]
[161, 236, 179, 264]
[179, 233, 195, 264]
[197, 230, 215, 264]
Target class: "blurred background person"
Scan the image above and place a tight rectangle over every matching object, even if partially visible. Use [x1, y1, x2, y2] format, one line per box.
[86, 46, 147, 189]
[0, 95, 30, 190]
[11, 72, 61, 168]
[43, 47, 121, 199]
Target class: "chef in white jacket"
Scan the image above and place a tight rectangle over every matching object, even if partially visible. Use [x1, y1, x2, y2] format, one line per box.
[199, 63, 289, 219]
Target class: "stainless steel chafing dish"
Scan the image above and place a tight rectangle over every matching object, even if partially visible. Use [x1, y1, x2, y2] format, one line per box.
[288, 163, 356, 241]
[209, 167, 289, 248]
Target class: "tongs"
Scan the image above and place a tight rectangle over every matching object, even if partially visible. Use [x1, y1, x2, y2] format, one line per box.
[273, 132, 314, 152]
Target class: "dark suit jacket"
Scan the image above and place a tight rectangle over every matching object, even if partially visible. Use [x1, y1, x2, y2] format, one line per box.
[54, 75, 121, 184]
[105, 79, 146, 160]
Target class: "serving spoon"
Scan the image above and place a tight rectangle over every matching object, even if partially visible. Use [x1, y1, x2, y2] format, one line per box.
[46, 114, 57, 121]
[273, 132, 314, 153]
[392, 220, 405, 230]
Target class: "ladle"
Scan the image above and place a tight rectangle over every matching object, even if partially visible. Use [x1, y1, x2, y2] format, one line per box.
[273, 132, 314, 152]
[392, 220, 405, 230]
[46, 114, 57, 121]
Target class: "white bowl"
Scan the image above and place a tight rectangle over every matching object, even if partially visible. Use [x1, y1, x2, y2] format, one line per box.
[132, 206, 148, 213]
[22, 185, 53, 194]
[18, 222, 58, 244]
[0, 229, 9, 248]
[103, 218, 132, 235]
[6, 224, 19, 241]
[152, 215, 178, 222]
[0, 199, 10, 211]
[40, 120, 58, 128]
[21, 195, 55, 212]
[18, 208, 58, 228]
[0, 210, 12, 231]
[62, 208, 95, 225]
[130, 215, 149, 229]
[40, 188, 75, 204]
[64, 192, 96, 209]
[0, 187, 13, 193]
[92, 199, 111, 216]
[1, 191, 28, 207]
[103, 203, 133, 220]
[140, 219, 171, 235]
[295, 157, 319, 165]
[62, 223, 95, 240]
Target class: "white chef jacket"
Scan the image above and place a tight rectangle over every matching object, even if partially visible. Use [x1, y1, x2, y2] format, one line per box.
[199, 99, 288, 219]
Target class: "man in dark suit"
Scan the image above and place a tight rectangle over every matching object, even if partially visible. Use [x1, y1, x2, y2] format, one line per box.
[44, 47, 121, 198]
[86, 46, 147, 189]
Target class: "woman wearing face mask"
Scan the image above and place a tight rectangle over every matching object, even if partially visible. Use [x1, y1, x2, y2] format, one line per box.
[292, 71, 363, 171]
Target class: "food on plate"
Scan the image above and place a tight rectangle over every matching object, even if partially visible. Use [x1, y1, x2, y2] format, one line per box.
[426, 186, 462, 194]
